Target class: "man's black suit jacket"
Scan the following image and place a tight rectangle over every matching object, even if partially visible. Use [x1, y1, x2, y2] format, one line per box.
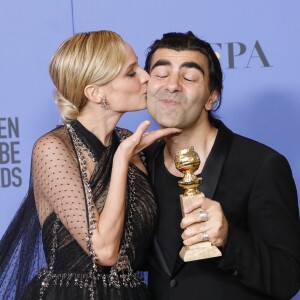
[146, 121, 300, 300]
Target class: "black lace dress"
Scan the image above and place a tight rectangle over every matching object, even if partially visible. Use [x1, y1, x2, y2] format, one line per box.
[0, 121, 156, 300]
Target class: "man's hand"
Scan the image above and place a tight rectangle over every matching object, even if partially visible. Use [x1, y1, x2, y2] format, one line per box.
[180, 196, 228, 247]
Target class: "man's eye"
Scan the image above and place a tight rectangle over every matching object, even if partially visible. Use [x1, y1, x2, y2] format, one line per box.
[184, 77, 195, 82]
[153, 73, 168, 78]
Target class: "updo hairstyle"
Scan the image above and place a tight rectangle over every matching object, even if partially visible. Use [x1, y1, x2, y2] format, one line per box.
[49, 30, 125, 123]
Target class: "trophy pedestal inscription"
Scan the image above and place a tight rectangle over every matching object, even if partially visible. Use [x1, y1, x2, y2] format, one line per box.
[179, 194, 222, 262]
[175, 147, 222, 262]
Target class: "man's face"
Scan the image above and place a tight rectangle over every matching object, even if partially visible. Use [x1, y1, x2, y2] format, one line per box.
[147, 48, 216, 129]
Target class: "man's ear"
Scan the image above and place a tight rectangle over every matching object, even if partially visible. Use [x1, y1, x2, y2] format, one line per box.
[84, 84, 104, 104]
[205, 90, 219, 111]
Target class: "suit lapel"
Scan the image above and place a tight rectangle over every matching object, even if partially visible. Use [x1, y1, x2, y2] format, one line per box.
[200, 121, 234, 199]
[171, 121, 234, 276]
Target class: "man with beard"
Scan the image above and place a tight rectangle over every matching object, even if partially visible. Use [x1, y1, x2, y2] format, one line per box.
[144, 31, 300, 300]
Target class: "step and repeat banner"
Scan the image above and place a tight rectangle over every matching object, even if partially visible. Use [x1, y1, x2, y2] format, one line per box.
[0, 1, 299, 298]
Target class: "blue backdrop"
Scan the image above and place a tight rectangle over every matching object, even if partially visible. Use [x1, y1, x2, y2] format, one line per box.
[0, 1, 299, 298]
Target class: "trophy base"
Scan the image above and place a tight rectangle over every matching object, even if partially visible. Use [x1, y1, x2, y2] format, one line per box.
[179, 241, 222, 262]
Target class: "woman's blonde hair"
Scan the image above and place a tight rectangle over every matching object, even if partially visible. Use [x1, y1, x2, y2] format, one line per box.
[49, 30, 125, 123]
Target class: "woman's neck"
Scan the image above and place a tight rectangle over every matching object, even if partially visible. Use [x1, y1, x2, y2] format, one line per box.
[77, 113, 122, 147]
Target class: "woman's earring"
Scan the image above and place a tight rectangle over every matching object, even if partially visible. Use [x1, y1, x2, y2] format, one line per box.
[100, 98, 109, 110]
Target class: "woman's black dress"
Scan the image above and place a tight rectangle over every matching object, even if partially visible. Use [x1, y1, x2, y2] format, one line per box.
[0, 121, 156, 300]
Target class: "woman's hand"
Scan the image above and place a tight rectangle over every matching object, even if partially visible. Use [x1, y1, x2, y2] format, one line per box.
[116, 120, 181, 161]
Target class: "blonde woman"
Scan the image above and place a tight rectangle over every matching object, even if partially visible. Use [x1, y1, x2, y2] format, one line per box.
[0, 30, 180, 300]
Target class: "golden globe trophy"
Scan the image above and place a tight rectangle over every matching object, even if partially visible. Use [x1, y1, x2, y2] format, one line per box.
[175, 146, 222, 262]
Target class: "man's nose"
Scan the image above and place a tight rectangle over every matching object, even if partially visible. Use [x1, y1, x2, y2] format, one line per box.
[165, 74, 182, 92]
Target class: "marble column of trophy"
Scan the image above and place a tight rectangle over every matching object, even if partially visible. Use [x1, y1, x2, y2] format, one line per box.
[175, 146, 222, 262]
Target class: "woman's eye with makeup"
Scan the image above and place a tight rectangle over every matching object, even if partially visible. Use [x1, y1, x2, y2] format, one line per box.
[127, 71, 136, 77]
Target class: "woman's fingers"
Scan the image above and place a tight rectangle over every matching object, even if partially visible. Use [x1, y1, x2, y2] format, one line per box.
[117, 121, 181, 159]
[140, 127, 182, 149]
[133, 120, 151, 139]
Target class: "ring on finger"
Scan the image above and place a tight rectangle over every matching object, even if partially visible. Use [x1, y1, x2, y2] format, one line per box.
[202, 232, 209, 242]
[199, 210, 208, 222]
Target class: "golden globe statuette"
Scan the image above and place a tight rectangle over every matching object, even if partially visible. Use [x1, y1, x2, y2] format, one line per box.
[175, 146, 222, 262]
